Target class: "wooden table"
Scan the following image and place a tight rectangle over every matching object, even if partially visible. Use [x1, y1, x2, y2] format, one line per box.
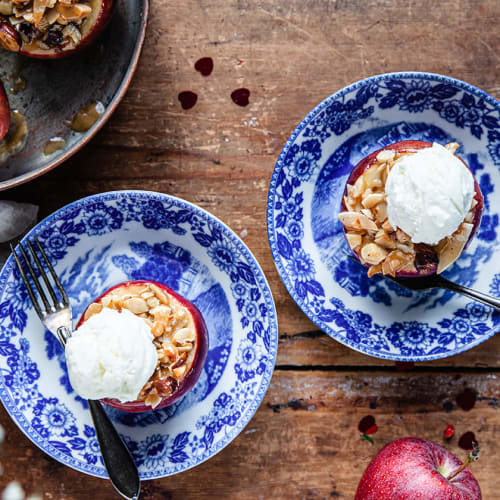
[2, 0, 500, 498]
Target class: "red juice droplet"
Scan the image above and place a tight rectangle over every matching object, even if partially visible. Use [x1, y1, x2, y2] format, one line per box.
[358, 415, 376, 433]
[456, 389, 477, 411]
[178, 91, 198, 110]
[458, 431, 477, 450]
[194, 57, 214, 77]
[231, 88, 250, 106]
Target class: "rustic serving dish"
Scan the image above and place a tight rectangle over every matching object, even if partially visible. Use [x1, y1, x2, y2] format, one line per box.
[0, 0, 148, 190]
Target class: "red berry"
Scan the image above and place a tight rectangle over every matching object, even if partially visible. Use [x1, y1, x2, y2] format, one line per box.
[365, 424, 378, 435]
[444, 424, 454, 439]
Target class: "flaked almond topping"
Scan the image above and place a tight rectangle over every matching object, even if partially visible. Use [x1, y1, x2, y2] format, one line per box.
[360, 243, 387, 265]
[362, 192, 385, 209]
[339, 143, 478, 277]
[89, 282, 198, 408]
[122, 296, 149, 315]
[83, 302, 103, 321]
[346, 233, 362, 251]
[338, 211, 378, 234]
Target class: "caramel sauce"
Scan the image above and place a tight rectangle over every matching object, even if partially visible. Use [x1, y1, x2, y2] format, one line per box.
[68, 101, 104, 133]
[10, 76, 26, 94]
[0, 111, 28, 162]
[43, 137, 66, 155]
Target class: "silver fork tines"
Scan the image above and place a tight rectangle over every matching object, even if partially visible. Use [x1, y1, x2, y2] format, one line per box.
[11, 238, 72, 345]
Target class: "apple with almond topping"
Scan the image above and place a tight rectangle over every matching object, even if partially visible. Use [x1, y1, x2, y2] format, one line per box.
[355, 437, 481, 500]
[75, 280, 208, 413]
[0, 0, 114, 58]
[0, 82, 10, 142]
[339, 141, 483, 278]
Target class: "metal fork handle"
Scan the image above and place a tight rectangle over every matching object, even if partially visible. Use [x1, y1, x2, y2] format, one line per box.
[88, 400, 140, 500]
[57, 328, 140, 500]
[436, 276, 500, 312]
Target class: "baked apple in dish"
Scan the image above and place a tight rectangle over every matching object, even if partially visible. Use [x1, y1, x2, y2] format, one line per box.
[66, 280, 209, 413]
[0, 0, 114, 58]
[338, 141, 483, 277]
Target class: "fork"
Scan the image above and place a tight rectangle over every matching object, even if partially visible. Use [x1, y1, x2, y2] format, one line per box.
[11, 237, 141, 500]
[347, 256, 500, 312]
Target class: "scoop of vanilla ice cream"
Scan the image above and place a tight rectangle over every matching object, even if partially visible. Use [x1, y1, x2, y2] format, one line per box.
[385, 143, 475, 245]
[65, 307, 158, 402]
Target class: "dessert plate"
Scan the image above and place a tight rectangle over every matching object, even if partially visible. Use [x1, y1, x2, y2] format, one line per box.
[0, 0, 148, 190]
[267, 72, 500, 361]
[0, 191, 278, 478]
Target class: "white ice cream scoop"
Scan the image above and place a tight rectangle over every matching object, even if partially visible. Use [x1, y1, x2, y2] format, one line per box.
[385, 142, 475, 245]
[65, 307, 158, 402]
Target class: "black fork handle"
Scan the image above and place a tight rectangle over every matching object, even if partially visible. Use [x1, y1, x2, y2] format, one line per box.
[88, 399, 141, 500]
[437, 276, 500, 312]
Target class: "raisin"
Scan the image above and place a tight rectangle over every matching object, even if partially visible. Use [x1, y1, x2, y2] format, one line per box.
[154, 376, 178, 397]
[18, 22, 34, 42]
[414, 244, 438, 274]
[46, 29, 63, 47]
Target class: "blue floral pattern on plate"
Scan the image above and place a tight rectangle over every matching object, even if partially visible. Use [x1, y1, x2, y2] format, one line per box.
[267, 72, 500, 361]
[0, 191, 278, 479]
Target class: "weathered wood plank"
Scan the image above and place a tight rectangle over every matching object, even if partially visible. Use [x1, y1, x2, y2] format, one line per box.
[2, 0, 500, 497]
[1, 370, 498, 498]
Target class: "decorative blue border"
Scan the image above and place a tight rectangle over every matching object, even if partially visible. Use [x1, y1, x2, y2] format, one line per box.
[0, 190, 278, 479]
[267, 72, 500, 361]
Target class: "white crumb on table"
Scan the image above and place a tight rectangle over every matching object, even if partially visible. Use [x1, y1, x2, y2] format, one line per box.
[2, 482, 24, 500]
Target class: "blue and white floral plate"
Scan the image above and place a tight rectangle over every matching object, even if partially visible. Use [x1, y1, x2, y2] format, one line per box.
[0, 191, 278, 478]
[267, 72, 500, 361]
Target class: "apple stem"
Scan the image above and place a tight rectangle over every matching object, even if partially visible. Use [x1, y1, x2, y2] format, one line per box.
[446, 441, 480, 482]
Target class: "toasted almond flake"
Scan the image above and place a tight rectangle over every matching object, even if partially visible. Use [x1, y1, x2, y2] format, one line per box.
[437, 223, 473, 273]
[346, 233, 362, 250]
[151, 321, 164, 338]
[173, 327, 195, 345]
[360, 208, 374, 220]
[367, 263, 382, 277]
[150, 283, 169, 305]
[360, 243, 387, 265]
[372, 202, 387, 223]
[338, 211, 378, 234]
[173, 365, 187, 379]
[376, 149, 396, 162]
[361, 192, 385, 209]
[352, 175, 365, 198]
[395, 229, 410, 243]
[122, 296, 149, 315]
[374, 230, 396, 249]
[83, 302, 102, 321]
[382, 220, 395, 232]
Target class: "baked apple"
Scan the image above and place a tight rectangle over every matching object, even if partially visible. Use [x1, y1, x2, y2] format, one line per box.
[0, 82, 10, 142]
[75, 280, 209, 413]
[0, 0, 114, 58]
[339, 141, 483, 278]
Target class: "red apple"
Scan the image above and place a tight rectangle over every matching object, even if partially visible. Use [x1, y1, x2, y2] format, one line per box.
[341, 141, 484, 277]
[0, 82, 10, 142]
[0, 0, 114, 59]
[77, 280, 209, 413]
[355, 437, 481, 500]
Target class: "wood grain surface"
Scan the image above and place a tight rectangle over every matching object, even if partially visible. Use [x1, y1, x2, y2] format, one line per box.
[1, 0, 500, 498]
